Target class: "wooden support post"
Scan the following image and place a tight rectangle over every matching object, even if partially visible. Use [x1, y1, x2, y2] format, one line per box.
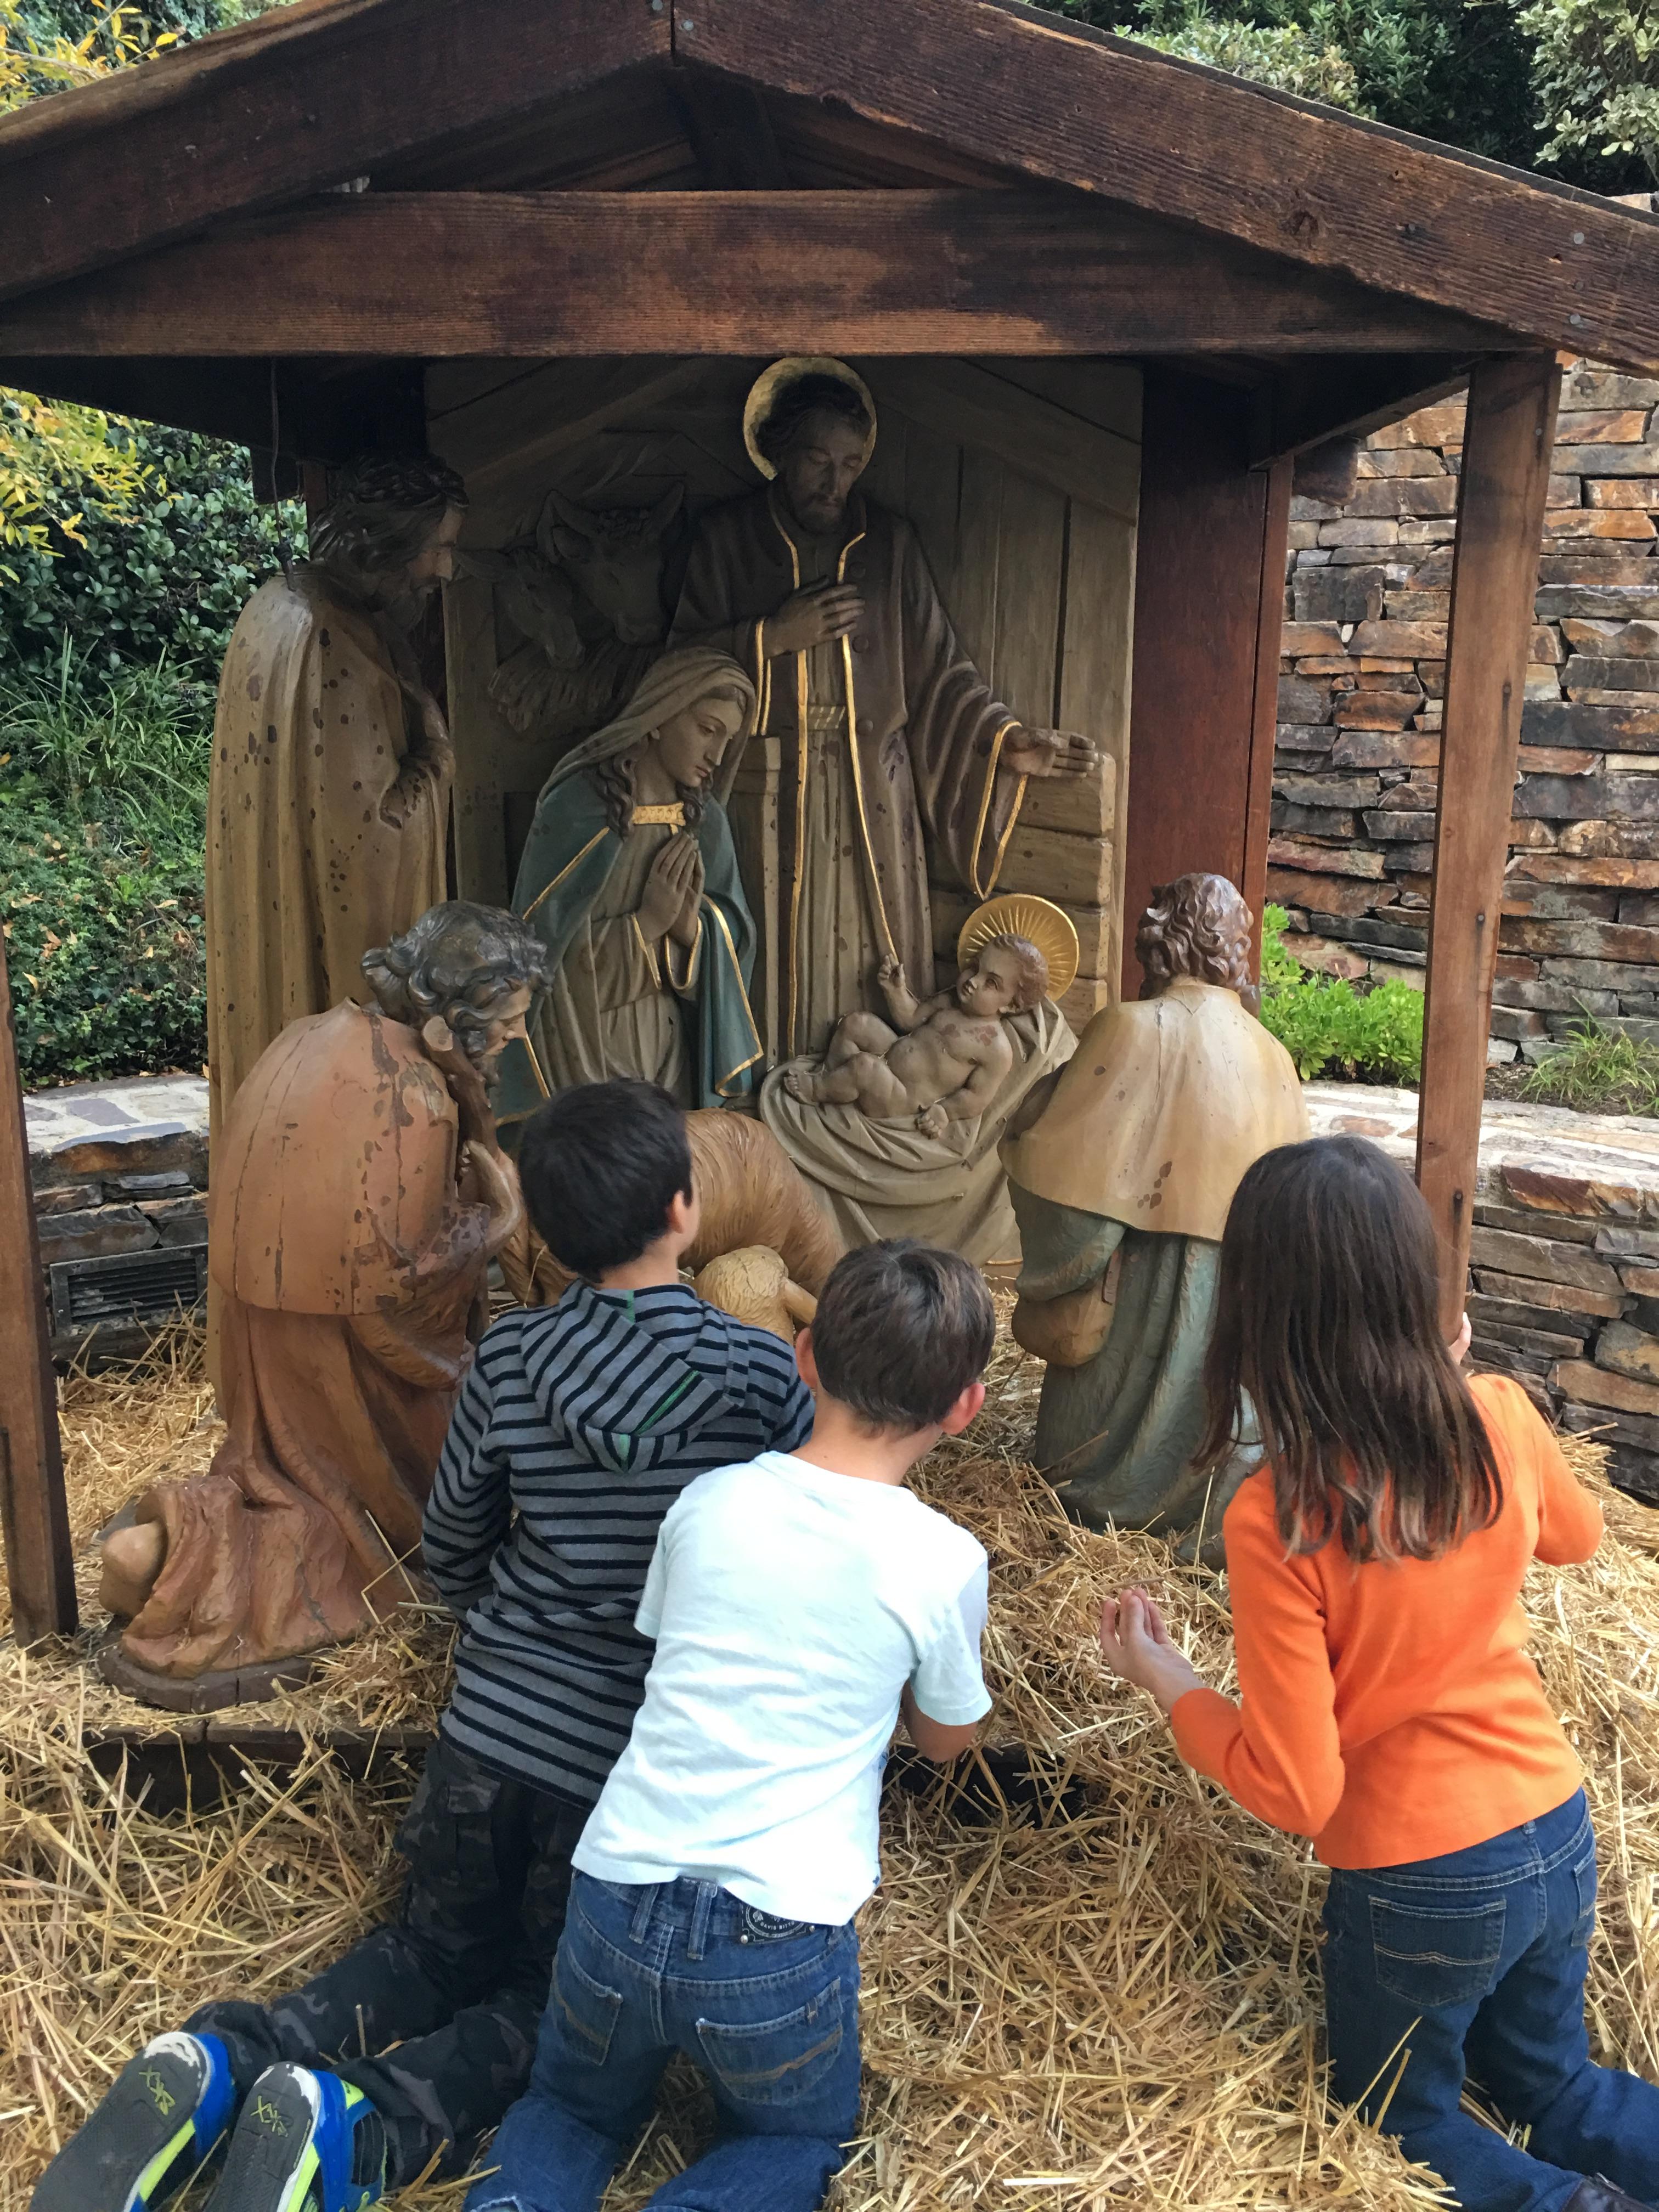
[0, 930, 77, 1645]
[1121, 375, 1290, 994]
[1418, 354, 1560, 1333]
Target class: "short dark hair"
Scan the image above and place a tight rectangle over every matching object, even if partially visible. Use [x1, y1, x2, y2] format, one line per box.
[809, 1239, 994, 1432]
[755, 373, 872, 467]
[516, 1079, 692, 1280]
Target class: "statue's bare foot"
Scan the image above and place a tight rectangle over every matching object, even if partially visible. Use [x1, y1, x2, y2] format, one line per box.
[782, 1064, 821, 1102]
[99, 1521, 167, 1620]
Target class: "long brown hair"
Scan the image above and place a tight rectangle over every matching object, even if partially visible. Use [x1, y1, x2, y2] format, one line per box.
[1195, 1136, 1503, 1562]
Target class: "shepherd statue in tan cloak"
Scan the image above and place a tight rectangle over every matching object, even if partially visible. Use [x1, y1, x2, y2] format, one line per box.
[1001, 874, 1309, 1549]
[99, 905, 550, 1702]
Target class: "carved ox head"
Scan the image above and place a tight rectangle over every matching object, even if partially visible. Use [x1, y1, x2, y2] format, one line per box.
[537, 483, 684, 646]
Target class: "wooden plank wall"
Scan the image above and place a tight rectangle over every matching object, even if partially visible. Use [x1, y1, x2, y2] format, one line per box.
[430, 355, 1140, 1031]
[870, 364, 1139, 1028]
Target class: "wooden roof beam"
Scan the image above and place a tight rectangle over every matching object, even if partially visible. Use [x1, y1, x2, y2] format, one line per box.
[0, 0, 668, 306]
[1250, 354, 1488, 461]
[0, 190, 1519, 359]
[674, 0, 1659, 372]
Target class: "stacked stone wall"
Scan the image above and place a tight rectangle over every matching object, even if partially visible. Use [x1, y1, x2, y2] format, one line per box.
[1271, 359, 1659, 1065]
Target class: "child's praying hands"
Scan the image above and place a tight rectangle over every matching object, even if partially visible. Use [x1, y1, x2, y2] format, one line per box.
[1098, 1587, 1206, 1716]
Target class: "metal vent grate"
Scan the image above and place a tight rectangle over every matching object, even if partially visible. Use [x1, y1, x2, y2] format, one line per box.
[50, 1245, 209, 1332]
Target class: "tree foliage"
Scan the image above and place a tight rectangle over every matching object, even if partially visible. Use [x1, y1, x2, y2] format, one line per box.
[1033, 0, 1654, 188]
[1523, 0, 1659, 183]
[0, 647, 211, 1082]
[3, 421, 303, 682]
[1132, 7, 1361, 105]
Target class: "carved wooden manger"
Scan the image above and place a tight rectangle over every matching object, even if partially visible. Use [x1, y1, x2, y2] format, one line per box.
[1, 0, 1657, 1695]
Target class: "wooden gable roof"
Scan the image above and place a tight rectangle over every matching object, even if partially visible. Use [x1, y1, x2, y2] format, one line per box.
[1, 0, 1655, 456]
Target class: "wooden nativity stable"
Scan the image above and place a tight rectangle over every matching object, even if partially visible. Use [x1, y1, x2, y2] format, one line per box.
[2, 0, 1659, 1642]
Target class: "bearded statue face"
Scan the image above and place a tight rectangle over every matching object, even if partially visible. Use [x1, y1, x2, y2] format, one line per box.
[774, 407, 871, 538]
[310, 455, 469, 627]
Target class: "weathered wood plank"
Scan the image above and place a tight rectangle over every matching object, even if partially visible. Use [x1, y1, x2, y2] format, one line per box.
[969, 356, 1143, 443]
[0, 191, 1516, 367]
[1242, 455, 1294, 963]
[898, 417, 964, 614]
[950, 449, 1005, 692]
[1121, 373, 1274, 995]
[0, 933, 76, 1646]
[1253, 356, 1479, 464]
[682, 0, 1659, 372]
[874, 357, 1140, 522]
[1057, 498, 1137, 991]
[429, 357, 708, 495]
[1418, 356, 1562, 1331]
[0, 0, 668, 306]
[442, 573, 511, 909]
[990, 469, 1066, 735]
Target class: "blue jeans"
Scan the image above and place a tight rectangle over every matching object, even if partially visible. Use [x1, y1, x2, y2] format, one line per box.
[1324, 1792, 1659, 2211]
[464, 1872, 860, 2212]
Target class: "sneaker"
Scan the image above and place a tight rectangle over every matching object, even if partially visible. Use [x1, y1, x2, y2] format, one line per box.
[31, 2030, 237, 2211]
[203, 2065, 385, 2212]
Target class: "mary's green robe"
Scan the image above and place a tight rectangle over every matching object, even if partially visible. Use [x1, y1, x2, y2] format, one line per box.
[496, 775, 762, 1125]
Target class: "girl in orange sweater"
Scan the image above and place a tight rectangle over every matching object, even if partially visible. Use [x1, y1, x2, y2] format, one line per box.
[1099, 1135, 1659, 2212]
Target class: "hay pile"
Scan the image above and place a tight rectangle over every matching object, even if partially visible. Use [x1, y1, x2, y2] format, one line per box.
[1, 1324, 1656, 2210]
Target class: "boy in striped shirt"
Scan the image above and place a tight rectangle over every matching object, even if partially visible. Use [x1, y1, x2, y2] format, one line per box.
[33, 1079, 810, 2212]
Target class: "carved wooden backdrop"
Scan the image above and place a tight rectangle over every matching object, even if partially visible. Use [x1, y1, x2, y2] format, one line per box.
[427, 354, 1140, 1048]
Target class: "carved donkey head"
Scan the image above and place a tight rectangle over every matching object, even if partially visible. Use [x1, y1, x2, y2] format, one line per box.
[537, 483, 685, 646]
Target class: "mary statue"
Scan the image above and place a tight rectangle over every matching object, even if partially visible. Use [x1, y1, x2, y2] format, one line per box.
[494, 648, 764, 1125]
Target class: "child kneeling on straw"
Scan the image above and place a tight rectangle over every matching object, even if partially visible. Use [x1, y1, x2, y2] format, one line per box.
[463, 1239, 997, 2212]
[31, 1079, 812, 2212]
[1099, 1135, 1659, 2212]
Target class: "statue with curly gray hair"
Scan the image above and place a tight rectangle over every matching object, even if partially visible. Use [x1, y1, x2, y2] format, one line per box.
[98, 902, 549, 1704]
[998, 873, 1308, 1552]
[205, 453, 469, 1161]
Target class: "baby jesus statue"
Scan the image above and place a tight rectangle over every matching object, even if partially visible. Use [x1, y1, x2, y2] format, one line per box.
[783, 926, 1051, 1138]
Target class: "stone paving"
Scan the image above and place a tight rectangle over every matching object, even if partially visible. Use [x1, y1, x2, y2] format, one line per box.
[25, 1074, 209, 1363]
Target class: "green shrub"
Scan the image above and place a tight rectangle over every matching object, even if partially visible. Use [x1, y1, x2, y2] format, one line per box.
[1, 423, 302, 684]
[1522, 1010, 1659, 1115]
[1, 645, 210, 1084]
[2, 822, 205, 1084]
[1257, 903, 1425, 1083]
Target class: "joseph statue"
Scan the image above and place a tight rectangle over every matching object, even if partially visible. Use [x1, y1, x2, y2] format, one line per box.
[668, 357, 1094, 1058]
[205, 453, 467, 1143]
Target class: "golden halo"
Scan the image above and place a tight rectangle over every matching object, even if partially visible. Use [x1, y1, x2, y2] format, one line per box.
[742, 357, 877, 481]
[958, 894, 1080, 1003]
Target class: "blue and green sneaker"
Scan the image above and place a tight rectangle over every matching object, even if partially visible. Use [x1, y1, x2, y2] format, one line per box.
[31, 2030, 237, 2211]
[204, 2065, 385, 2212]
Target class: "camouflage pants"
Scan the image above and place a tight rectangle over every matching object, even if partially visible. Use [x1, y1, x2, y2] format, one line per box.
[189, 1736, 585, 2186]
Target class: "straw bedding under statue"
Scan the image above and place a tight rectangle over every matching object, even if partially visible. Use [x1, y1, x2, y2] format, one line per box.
[1, 1321, 1655, 2209]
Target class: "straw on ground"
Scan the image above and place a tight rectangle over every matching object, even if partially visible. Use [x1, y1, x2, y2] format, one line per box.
[1, 1322, 1654, 2209]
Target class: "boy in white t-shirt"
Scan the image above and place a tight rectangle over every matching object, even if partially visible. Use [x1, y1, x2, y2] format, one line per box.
[464, 1239, 996, 2212]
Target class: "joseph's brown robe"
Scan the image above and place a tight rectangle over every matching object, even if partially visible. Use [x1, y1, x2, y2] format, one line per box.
[204, 570, 449, 1144]
[669, 486, 1028, 1057]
